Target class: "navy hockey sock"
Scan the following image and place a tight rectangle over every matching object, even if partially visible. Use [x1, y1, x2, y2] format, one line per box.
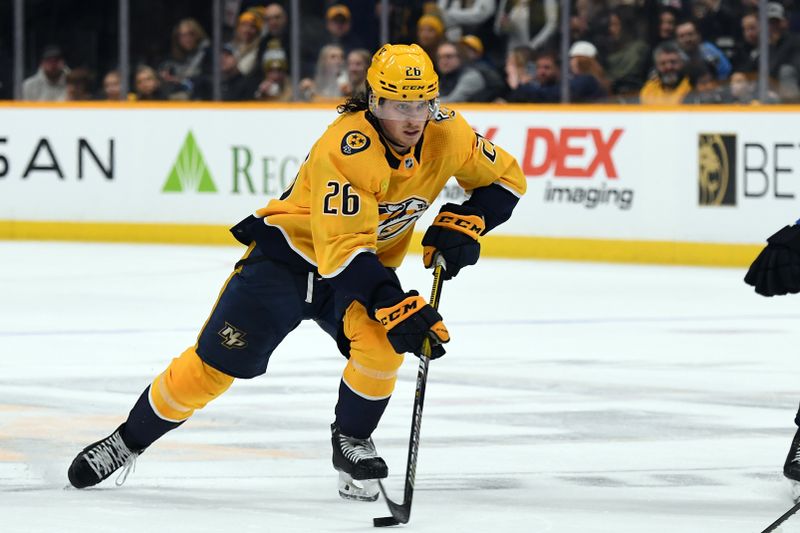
[121, 386, 183, 450]
[334, 380, 389, 439]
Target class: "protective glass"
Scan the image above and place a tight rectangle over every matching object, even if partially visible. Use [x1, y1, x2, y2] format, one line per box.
[369, 94, 439, 121]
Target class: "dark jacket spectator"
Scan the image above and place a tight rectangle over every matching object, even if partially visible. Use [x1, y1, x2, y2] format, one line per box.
[459, 35, 506, 101]
[568, 41, 609, 101]
[417, 14, 446, 61]
[159, 18, 213, 100]
[220, 44, 260, 101]
[507, 52, 560, 102]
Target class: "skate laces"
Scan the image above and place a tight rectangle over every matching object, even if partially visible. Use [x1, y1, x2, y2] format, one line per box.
[83, 431, 138, 485]
[339, 434, 379, 463]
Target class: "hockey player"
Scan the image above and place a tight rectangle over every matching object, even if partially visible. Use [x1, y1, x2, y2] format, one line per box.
[67, 44, 526, 501]
[745, 223, 800, 500]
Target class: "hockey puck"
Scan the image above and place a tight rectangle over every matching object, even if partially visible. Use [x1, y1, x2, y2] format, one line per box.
[373, 516, 399, 527]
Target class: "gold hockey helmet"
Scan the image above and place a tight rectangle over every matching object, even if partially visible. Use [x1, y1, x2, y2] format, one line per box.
[366, 44, 439, 121]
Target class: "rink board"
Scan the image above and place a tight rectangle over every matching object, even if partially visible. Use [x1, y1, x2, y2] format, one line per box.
[0, 102, 797, 265]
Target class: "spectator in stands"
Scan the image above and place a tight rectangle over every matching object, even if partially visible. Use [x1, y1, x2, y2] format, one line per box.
[65, 68, 94, 101]
[22, 45, 68, 101]
[159, 18, 212, 100]
[568, 40, 609, 101]
[221, 43, 260, 101]
[602, 7, 650, 96]
[299, 44, 347, 101]
[437, 0, 496, 41]
[495, 0, 559, 55]
[459, 35, 506, 100]
[683, 64, 725, 103]
[230, 8, 264, 77]
[417, 14, 446, 61]
[506, 51, 561, 103]
[734, 4, 800, 100]
[503, 45, 535, 97]
[134, 65, 170, 101]
[100, 70, 122, 100]
[675, 20, 732, 81]
[255, 49, 293, 102]
[723, 69, 781, 103]
[639, 41, 691, 104]
[654, 6, 679, 46]
[341, 48, 371, 98]
[766, 1, 800, 101]
[733, 11, 759, 73]
[726, 71, 758, 103]
[572, 0, 610, 45]
[323, 4, 365, 54]
[255, 3, 292, 77]
[690, 0, 738, 55]
[436, 41, 488, 102]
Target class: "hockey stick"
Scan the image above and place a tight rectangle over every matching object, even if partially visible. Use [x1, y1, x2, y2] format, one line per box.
[759, 500, 800, 533]
[373, 259, 445, 528]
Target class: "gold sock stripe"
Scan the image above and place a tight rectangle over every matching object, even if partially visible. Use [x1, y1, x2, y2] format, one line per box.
[341, 375, 393, 401]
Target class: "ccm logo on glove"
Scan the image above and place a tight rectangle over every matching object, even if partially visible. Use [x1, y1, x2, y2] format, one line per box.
[422, 203, 486, 280]
[374, 291, 449, 357]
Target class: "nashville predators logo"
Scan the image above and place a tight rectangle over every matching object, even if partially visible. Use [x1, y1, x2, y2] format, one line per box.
[218, 322, 248, 349]
[378, 196, 429, 241]
[341, 130, 371, 155]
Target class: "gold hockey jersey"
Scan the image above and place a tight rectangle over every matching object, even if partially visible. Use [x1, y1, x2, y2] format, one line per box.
[255, 109, 526, 278]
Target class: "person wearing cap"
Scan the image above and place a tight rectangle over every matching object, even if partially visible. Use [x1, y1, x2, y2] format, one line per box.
[416, 14, 446, 60]
[67, 43, 527, 505]
[324, 4, 365, 54]
[766, 1, 800, 101]
[229, 8, 265, 77]
[495, 0, 559, 55]
[255, 48, 292, 102]
[220, 43, 260, 101]
[22, 46, 69, 101]
[568, 41, 609, 102]
[459, 35, 506, 101]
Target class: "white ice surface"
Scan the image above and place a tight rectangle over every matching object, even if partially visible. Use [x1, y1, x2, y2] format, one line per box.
[2, 241, 800, 532]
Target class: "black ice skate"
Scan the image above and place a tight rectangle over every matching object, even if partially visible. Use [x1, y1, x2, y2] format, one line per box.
[784, 427, 800, 501]
[68, 424, 143, 489]
[331, 423, 388, 502]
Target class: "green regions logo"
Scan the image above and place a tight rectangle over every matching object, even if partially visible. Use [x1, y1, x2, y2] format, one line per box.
[162, 131, 217, 193]
[698, 133, 736, 206]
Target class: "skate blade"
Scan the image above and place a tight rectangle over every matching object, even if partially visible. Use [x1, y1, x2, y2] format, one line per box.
[338, 472, 379, 502]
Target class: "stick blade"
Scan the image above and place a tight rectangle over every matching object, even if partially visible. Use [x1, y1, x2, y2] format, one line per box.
[373, 516, 400, 528]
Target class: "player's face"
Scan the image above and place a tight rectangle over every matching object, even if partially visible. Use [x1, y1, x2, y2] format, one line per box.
[378, 113, 426, 150]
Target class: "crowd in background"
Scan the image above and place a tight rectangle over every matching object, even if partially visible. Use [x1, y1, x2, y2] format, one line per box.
[9, 0, 800, 104]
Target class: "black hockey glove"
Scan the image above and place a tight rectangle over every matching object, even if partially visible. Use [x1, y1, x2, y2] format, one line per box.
[422, 203, 486, 280]
[374, 291, 449, 359]
[745, 224, 800, 296]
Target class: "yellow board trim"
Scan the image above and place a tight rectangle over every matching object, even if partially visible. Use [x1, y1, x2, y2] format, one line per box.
[0, 219, 761, 267]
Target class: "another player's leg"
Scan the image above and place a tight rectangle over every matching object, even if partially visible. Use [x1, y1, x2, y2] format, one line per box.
[784, 405, 800, 500]
[67, 346, 234, 488]
[331, 301, 403, 501]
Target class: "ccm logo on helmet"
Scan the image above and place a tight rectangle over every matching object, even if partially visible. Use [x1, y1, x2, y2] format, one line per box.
[403, 85, 426, 90]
